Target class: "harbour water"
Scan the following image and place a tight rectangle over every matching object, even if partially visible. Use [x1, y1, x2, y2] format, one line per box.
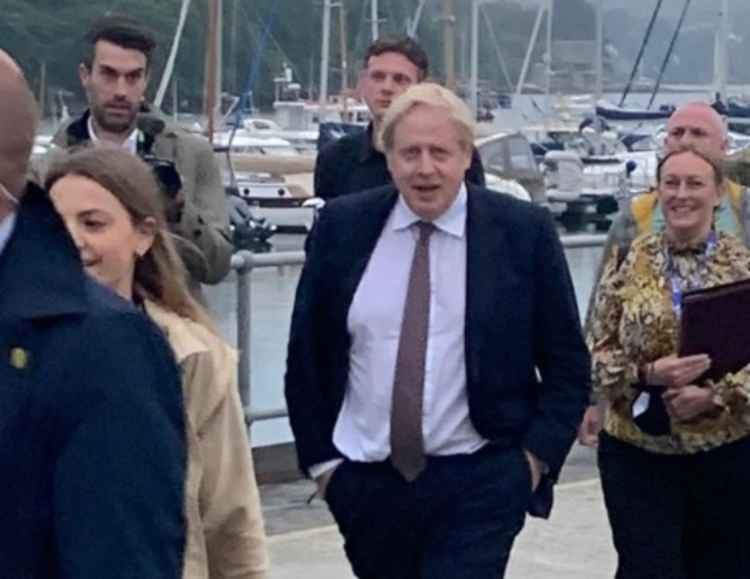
[204, 234, 604, 448]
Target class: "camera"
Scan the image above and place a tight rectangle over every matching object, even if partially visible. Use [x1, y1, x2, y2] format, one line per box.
[141, 155, 182, 199]
[136, 116, 182, 200]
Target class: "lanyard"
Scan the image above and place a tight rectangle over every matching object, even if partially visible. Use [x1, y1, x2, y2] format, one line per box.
[667, 231, 717, 320]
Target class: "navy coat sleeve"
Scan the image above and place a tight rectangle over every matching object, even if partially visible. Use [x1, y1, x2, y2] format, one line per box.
[314, 142, 340, 201]
[523, 209, 590, 475]
[284, 208, 344, 475]
[54, 310, 187, 579]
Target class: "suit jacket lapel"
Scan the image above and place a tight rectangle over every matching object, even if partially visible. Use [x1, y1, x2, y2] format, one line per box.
[335, 187, 399, 314]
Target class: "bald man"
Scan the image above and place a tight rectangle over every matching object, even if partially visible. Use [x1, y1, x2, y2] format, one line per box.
[578, 102, 750, 445]
[0, 52, 187, 578]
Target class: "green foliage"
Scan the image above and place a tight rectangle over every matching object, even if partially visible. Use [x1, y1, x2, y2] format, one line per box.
[3, 0, 749, 118]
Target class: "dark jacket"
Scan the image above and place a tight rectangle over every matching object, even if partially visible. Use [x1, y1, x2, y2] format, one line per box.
[49, 106, 232, 285]
[0, 184, 187, 578]
[285, 184, 590, 512]
[314, 123, 486, 200]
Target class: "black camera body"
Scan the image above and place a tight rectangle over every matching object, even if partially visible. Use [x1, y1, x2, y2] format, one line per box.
[141, 154, 182, 199]
[136, 116, 183, 200]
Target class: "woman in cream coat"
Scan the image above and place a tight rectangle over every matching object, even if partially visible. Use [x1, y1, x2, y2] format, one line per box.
[46, 147, 269, 579]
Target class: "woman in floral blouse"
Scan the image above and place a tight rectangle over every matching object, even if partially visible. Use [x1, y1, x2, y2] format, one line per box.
[588, 144, 750, 579]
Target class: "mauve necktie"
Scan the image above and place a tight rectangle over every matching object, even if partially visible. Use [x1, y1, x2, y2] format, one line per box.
[390, 221, 434, 481]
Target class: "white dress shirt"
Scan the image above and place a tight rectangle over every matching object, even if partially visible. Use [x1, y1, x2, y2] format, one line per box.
[87, 115, 138, 154]
[325, 184, 486, 470]
[0, 212, 16, 257]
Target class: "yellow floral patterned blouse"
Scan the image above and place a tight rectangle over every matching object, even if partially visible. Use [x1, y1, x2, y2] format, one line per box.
[588, 231, 750, 454]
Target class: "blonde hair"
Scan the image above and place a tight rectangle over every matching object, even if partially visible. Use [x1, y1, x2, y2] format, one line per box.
[45, 147, 214, 330]
[380, 82, 475, 152]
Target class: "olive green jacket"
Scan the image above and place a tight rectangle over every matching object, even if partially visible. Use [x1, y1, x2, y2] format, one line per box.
[47, 106, 232, 285]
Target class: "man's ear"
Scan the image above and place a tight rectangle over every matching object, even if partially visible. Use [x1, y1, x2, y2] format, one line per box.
[78, 63, 90, 88]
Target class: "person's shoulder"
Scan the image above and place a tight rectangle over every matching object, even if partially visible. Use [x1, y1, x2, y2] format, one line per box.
[322, 184, 396, 215]
[144, 299, 232, 365]
[44, 281, 180, 414]
[144, 300, 235, 419]
[79, 281, 175, 365]
[317, 131, 363, 165]
[630, 189, 657, 219]
[50, 113, 86, 148]
[717, 230, 750, 254]
[470, 184, 549, 225]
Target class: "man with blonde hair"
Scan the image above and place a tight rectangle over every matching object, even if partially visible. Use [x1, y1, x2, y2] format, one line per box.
[286, 83, 590, 579]
[0, 50, 187, 578]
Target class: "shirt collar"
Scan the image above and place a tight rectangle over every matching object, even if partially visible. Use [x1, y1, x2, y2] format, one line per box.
[87, 115, 139, 154]
[392, 183, 467, 239]
[0, 212, 17, 257]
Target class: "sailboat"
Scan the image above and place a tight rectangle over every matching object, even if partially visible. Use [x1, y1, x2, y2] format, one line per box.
[596, 0, 686, 125]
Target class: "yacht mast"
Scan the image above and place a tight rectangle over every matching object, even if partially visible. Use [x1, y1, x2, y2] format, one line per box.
[407, 0, 429, 38]
[155, 0, 193, 109]
[470, 0, 479, 114]
[442, 0, 456, 90]
[714, 0, 730, 101]
[319, 0, 332, 118]
[515, 2, 545, 98]
[371, 0, 379, 41]
[545, 0, 553, 107]
[204, 0, 220, 143]
[339, 0, 349, 116]
[594, 0, 603, 103]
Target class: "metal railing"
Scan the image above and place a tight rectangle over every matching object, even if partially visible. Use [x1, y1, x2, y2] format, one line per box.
[233, 233, 607, 427]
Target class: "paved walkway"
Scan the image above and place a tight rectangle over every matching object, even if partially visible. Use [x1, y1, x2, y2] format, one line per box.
[265, 477, 617, 578]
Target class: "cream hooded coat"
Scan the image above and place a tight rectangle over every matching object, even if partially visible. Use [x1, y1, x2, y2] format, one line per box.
[145, 300, 269, 579]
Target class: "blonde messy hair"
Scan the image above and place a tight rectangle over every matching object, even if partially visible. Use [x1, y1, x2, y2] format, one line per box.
[379, 82, 475, 152]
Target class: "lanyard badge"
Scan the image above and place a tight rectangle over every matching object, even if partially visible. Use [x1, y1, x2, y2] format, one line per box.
[667, 231, 717, 320]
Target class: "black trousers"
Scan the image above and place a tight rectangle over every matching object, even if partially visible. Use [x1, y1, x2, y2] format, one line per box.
[324, 444, 532, 579]
[598, 432, 750, 579]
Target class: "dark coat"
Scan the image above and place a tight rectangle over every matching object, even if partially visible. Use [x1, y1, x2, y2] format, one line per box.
[0, 184, 187, 578]
[285, 185, 590, 514]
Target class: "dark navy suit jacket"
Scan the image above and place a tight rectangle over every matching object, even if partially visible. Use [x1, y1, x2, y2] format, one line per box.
[285, 185, 590, 516]
[0, 184, 187, 578]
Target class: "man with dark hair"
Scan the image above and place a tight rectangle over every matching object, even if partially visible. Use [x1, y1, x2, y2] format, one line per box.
[314, 35, 485, 201]
[49, 15, 232, 288]
[0, 49, 187, 579]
